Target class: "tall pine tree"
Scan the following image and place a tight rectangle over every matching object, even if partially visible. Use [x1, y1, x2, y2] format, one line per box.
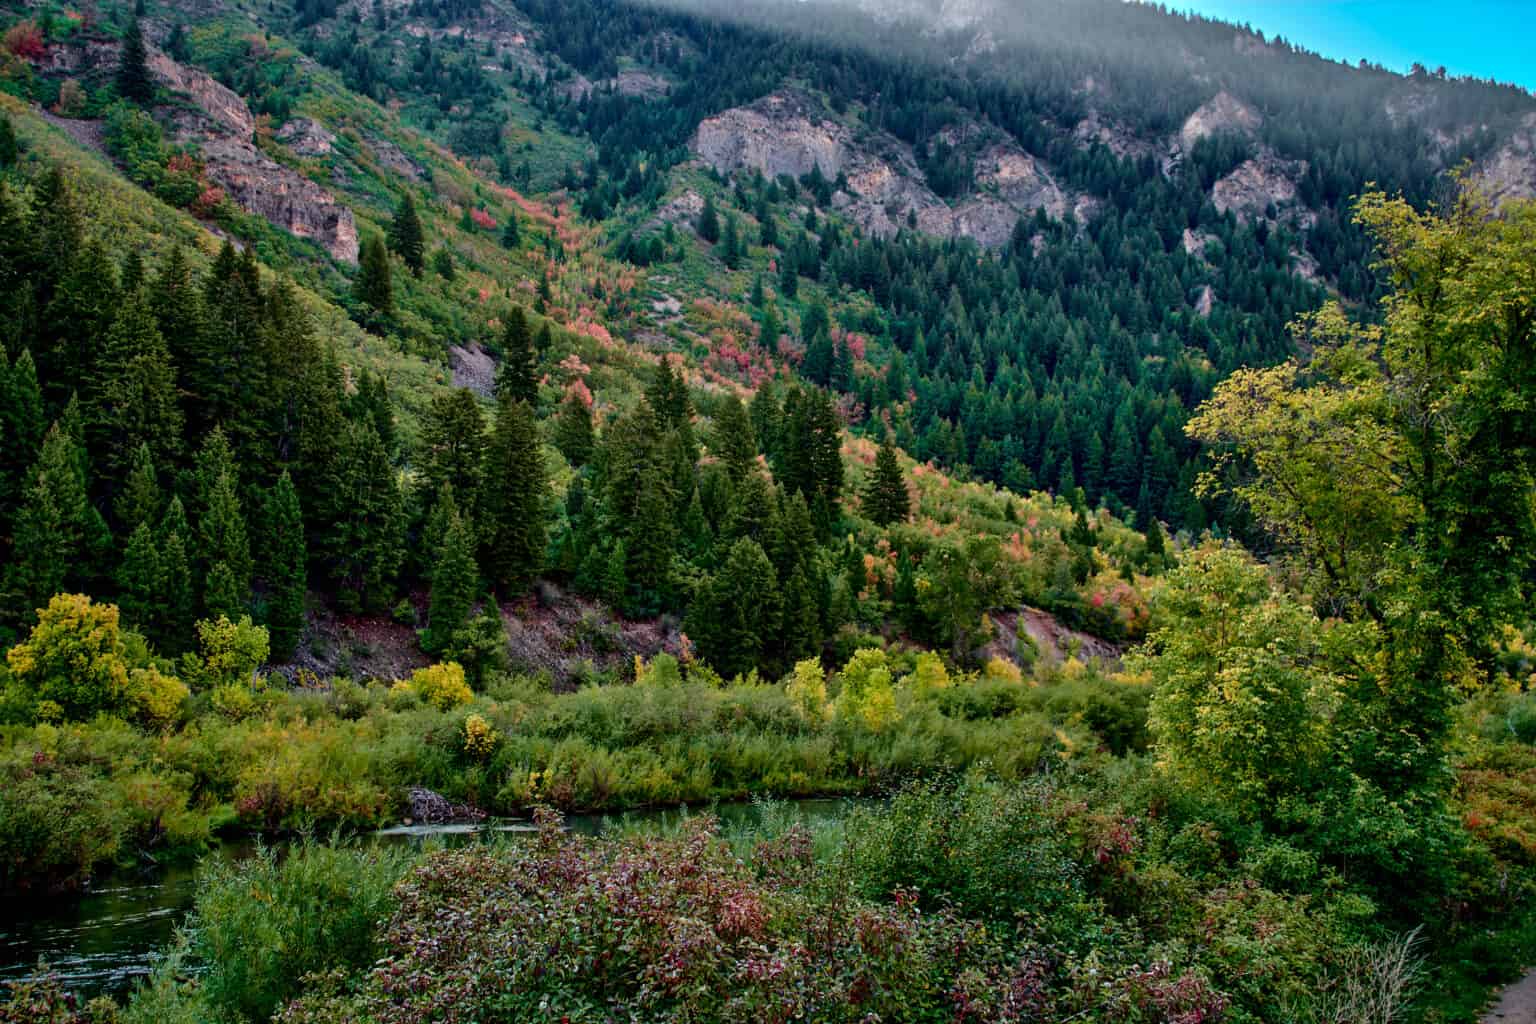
[116, 18, 155, 106]
[388, 192, 426, 276]
[496, 306, 538, 406]
[862, 437, 910, 526]
[424, 485, 478, 654]
[262, 471, 307, 661]
[479, 398, 547, 593]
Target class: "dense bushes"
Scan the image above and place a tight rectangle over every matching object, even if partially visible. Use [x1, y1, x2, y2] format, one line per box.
[0, 652, 1138, 890]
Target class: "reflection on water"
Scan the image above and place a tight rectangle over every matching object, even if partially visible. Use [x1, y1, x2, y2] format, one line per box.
[0, 861, 203, 995]
[0, 798, 860, 998]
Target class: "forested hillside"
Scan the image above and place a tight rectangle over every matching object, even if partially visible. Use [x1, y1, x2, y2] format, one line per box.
[2, 0, 1536, 1020]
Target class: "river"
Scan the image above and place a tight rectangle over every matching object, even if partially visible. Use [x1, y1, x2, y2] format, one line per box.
[0, 798, 858, 998]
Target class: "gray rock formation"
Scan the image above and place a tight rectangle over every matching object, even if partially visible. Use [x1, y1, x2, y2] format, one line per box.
[149, 49, 253, 140]
[1477, 113, 1536, 206]
[198, 137, 359, 263]
[275, 116, 337, 157]
[1211, 152, 1304, 224]
[691, 90, 1081, 248]
[1179, 90, 1262, 152]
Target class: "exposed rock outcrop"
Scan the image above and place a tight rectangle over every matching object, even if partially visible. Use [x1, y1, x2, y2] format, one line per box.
[1477, 112, 1536, 206]
[450, 343, 496, 398]
[145, 52, 358, 263]
[149, 48, 253, 140]
[1211, 152, 1303, 224]
[275, 116, 337, 157]
[198, 137, 360, 263]
[613, 68, 670, 98]
[693, 90, 847, 181]
[974, 143, 1068, 217]
[855, 0, 999, 32]
[1073, 111, 1157, 162]
[1179, 90, 1261, 152]
[691, 90, 1081, 247]
[367, 135, 425, 181]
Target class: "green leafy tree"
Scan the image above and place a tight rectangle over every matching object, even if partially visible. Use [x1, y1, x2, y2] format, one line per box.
[388, 192, 425, 276]
[1187, 187, 1536, 794]
[834, 647, 898, 732]
[6, 593, 130, 720]
[1130, 545, 1339, 815]
[862, 437, 909, 526]
[479, 398, 547, 594]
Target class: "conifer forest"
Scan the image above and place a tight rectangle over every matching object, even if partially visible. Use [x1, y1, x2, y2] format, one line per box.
[0, 0, 1535, 1020]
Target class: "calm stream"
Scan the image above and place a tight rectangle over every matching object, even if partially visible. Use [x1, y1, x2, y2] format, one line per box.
[0, 799, 858, 997]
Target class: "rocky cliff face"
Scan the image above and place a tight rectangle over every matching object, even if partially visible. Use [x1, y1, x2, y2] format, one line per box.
[1178, 90, 1261, 152]
[1212, 153, 1305, 224]
[198, 137, 359, 263]
[1478, 113, 1536, 207]
[691, 90, 1080, 247]
[148, 49, 253, 139]
[143, 50, 359, 263]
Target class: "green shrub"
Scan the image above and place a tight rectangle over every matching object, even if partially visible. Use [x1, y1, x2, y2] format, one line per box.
[189, 839, 414, 1023]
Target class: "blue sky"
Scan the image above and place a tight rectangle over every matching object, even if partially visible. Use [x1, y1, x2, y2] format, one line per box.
[1163, 1, 1535, 91]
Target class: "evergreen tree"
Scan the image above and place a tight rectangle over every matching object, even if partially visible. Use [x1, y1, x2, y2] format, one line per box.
[0, 115, 16, 167]
[719, 213, 742, 269]
[778, 251, 798, 299]
[355, 235, 393, 316]
[200, 468, 252, 620]
[553, 390, 595, 468]
[480, 398, 547, 593]
[92, 291, 182, 490]
[418, 388, 487, 508]
[496, 306, 538, 406]
[332, 422, 404, 612]
[501, 214, 521, 249]
[388, 193, 426, 277]
[116, 18, 155, 106]
[425, 486, 478, 654]
[685, 537, 779, 678]
[157, 498, 196, 653]
[709, 394, 756, 481]
[262, 471, 307, 661]
[862, 437, 910, 526]
[116, 522, 162, 637]
[697, 195, 720, 244]
[115, 442, 161, 536]
[0, 350, 44, 528]
[1143, 516, 1167, 571]
[3, 422, 110, 626]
